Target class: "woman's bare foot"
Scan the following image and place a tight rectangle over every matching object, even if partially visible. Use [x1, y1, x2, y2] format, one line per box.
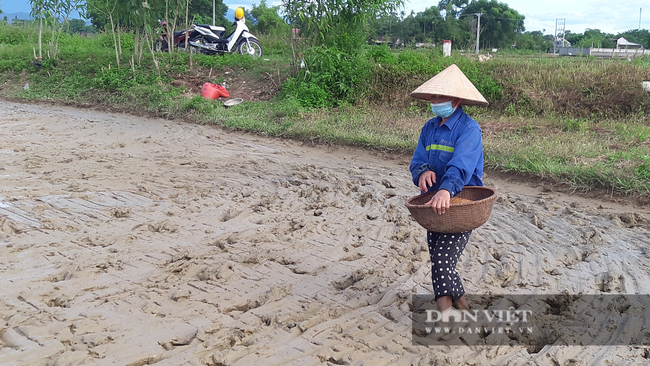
[453, 295, 469, 310]
[436, 295, 453, 312]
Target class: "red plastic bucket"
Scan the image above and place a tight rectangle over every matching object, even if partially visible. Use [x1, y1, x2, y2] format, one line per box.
[216, 85, 229, 98]
[201, 83, 229, 99]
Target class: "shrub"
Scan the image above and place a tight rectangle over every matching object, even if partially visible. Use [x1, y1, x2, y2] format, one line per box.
[0, 23, 33, 45]
[284, 46, 374, 107]
[366, 45, 395, 65]
[256, 33, 291, 56]
[358, 51, 502, 108]
[281, 78, 330, 108]
[92, 67, 162, 91]
[98, 31, 134, 51]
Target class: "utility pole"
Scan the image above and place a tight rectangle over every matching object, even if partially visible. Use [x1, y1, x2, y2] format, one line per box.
[640, 8, 643, 30]
[474, 12, 483, 54]
[432, 21, 435, 43]
[554, 20, 557, 55]
[213, 0, 215, 26]
[554, 18, 566, 55]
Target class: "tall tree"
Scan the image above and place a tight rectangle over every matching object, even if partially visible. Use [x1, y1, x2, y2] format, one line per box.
[618, 29, 650, 49]
[282, 0, 405, 50]
[564, 30, 582, 46]
[417, 6, 444, 42]
[249, 0, 288, 35]
[367, 10, 402, 43]
[87, 0, 227, 29]
[577, 29, 614, 48]
[67, 18, 87, 33]
[29, 0, 46, 59]
[514, 30, 552, 51]
[187, 0, 228, 26]
[87, 0, 121, 64]
[461, 0, 524, 49]
[437, 5, 470, 46]
[50, 0, 85, 58]
[438, 0, 469, 19]
[376, 6, 444, 44]
[29, 0, 84, 59]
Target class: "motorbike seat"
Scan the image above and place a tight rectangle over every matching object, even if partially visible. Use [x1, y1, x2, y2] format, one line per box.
[197, 24, 226, 32]
[173, 31, 184, 38]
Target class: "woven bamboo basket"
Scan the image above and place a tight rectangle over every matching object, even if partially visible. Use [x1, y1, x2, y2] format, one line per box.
[405, 186, 497, 233]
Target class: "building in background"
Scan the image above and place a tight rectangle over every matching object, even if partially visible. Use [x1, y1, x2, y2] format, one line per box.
[616, 37, 643, 49]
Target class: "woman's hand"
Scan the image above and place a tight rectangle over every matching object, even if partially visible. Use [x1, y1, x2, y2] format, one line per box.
[426, 189, 451, 215]
[418, 171, 437, 193]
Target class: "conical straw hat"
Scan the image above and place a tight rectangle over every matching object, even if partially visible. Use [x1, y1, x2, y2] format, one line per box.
[410, 64, 488, 106]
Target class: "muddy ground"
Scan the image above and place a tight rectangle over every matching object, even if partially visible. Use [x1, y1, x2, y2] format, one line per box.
[1, 101, 650, 365]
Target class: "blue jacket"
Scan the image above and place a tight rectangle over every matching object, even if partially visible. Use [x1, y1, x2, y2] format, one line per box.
[409, 106, 484, 197]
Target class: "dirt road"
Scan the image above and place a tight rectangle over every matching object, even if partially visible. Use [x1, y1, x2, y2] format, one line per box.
[1, 101, 650, 365]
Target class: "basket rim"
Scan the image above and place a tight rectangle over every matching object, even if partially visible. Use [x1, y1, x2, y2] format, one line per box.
[404, 186, 498, 208]
[224, 98, 244, 106]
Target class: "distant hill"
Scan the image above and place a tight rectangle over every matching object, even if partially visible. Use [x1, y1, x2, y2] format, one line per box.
[4, 11, 91, 24]
[4, 12, 33, 23]
[226, 8, 235, 21]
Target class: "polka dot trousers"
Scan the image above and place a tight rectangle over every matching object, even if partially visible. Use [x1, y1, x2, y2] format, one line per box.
[427, 230, 471, 302]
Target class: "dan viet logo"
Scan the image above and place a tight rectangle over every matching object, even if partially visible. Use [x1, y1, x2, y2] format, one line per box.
[423, 308, 534, 336]
[412, 294, 650, 346]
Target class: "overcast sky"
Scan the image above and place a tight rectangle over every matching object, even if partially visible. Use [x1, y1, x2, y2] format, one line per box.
[218, 0, 648, 35]
[404, 0, 646, 35]
[231, 0, 647, 35]
[3, 0, 647, 35]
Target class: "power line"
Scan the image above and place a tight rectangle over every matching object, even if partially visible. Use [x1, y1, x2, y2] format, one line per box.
[458, 14, 524, 21]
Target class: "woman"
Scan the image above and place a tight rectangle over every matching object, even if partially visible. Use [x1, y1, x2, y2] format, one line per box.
[409, 64, 488, 316]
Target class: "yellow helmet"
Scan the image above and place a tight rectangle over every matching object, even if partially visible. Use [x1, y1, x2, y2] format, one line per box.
[235, 7, 244, 20]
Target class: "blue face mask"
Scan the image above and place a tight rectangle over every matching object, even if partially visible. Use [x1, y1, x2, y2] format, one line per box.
[430, 101, 456, 118]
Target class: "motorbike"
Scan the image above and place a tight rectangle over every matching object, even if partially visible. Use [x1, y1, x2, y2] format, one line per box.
[155, 16, 263, 58]
[155, 21, 193, 52]
[189, 16, 262, 57]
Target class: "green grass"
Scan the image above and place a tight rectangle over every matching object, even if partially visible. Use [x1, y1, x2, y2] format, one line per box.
[173, 97, 418, 150]
[482, 114, 650, 197]
[487, 56, 650, 118]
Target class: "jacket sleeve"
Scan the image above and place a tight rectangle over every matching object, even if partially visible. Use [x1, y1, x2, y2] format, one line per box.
[409, 125, 433, 186]
[438, 124, 482, 197]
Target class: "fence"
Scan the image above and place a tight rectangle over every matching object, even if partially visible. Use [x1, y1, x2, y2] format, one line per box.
[559, 47, 650, 58]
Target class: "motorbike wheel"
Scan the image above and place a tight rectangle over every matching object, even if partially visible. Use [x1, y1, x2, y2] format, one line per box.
[237, 39, 263, 58]
[154, 39, 167, 52]
[177, 41, 189, 53]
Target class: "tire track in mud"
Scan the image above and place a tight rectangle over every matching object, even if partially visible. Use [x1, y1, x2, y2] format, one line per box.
[1, 102, 650, 365]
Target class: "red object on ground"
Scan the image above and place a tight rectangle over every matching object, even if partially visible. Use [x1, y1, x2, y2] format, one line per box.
[201, 83, 220, 99]
[200, 83, 230, 99]
[216, 85, 229, 98]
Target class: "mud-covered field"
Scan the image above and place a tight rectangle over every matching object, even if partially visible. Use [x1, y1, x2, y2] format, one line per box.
[1, 102, 650, 365]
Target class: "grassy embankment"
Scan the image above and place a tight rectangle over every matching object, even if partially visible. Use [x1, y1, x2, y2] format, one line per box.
[1, 22, 650, 200]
